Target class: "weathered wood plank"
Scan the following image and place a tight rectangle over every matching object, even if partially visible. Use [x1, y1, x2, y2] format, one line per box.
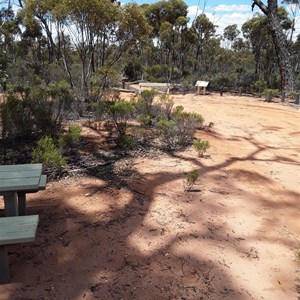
[38, 175, 47, 190]
[0, 215, 39, 245]
[0, 170, 42, 179]
[0, 177, 41, 192]
[0, 164, 43, 171]
[139, 82, 170, 87]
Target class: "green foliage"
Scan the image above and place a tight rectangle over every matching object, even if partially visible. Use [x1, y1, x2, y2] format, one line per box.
[141, 90, 158, 106]
[0, 81, 73, 139]
[0, 0, 294, 101]
[263, 88, 280, 102]
[59, 124, 81, 149]
[114, 134, 136, 149]
[194, 139, 211, 157]
[136, 92, 176, 127]
[0, 94, 34, 139]
[159, 93, 175, 120]
[89, 100, 110, 121]
[184, 170, 200, 191]
[32, 136, 66, 168]
[288, 90, 300, 100]
[251, 80, 268, 96]
[137, 114, 152, 126]
[157, 107, 204, 150]
[157, 118, 177, 148]
[135, 89, 158, 125]
[30, 80, 73, 135]
[144, 65, 164, 81]
[107, 100, 135, 136]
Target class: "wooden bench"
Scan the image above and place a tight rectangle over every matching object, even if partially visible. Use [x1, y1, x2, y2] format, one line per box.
[18, 174, 47, 216]
[0, 215, 39, 282]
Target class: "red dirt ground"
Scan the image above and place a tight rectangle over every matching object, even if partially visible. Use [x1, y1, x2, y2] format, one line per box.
[1, 92, 300, 300]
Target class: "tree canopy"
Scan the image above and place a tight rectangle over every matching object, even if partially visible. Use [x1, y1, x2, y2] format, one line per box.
[0, 0, 298, 96]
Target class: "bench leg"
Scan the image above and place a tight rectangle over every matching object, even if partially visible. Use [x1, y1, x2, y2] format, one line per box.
[0, 245, 10, 282]
[18, 192, 27, 216]
[3, 192, 18, 216]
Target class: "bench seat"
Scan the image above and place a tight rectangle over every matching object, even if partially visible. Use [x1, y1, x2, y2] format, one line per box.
[0, 215, 39, 282]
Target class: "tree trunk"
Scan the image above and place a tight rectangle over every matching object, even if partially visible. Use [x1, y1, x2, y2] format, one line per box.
[253, 0, 294, 92]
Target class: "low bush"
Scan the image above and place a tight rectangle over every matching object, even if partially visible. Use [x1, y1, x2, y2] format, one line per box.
[32, 136, 66, 168]
[135, 90, 158, 126]
[263, 88, 280, 102]
[0, 94, 34, 139]
[0, 81, 73, 139]
[183, 170, 200, 191]
[157, 108, 204, 150]
[114, 134, 136, 149]
[251, 80, 268, 97]
[89, 100, 110, 121]
[158, 93, 174, 120]
[108, 100, 135, 136]
[194, 139, 211, 157]
[59, 124, 81, 149]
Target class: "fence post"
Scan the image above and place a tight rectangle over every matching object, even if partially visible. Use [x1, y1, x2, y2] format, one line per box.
[295, 94, 300, 105]
[281, 91, 286, 103]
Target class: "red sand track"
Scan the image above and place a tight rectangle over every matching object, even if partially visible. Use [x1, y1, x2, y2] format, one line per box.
[1, 92, 299, 299]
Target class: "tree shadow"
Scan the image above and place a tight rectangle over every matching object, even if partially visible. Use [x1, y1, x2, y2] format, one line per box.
[1, 121, 299, 299]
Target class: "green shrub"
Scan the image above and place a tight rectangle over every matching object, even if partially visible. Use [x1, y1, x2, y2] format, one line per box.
[114, 134, 136, 149]
[140, 90, 158, 108]
[0, 94, 34, 139]
[144, 64, 163, 80]
[59, 124, 81, 149]
[89, 100, 110, 121]
[158, 93, 174, 120]
[289, 90, 300, 102]
[157, 118, 177, 149]
[194, 139, 211, 157]
[135, 90, 158, 126]
[1, 81, 73, 139]
[31, 80, 73, 135]
[251, 80, 268, 96]
[263, 88, 280, 102]
[108, 100, 135, 136]
[157, 109, 205, 150]
[32, 136, 66, 168]
[137, 114, 152, 126]
[131, 127, 151, 143]
[184, 170, 200, 191]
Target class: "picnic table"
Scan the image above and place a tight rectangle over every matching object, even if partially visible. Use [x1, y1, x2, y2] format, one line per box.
[0, 215, 39, 282]
[0, 163, 46, 216]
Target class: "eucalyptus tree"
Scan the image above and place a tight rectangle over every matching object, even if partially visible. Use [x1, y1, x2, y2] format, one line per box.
[0, 6, 21, 89]
[282, 0, 299, 41]
[252, 0, 294, 92]
[19, 0, 60, 63]
[144, 0, 189, 82]
[243, 8, 293, 89]
[191, 13, 216, 73]
[291, 35, 300, 88]
[50, 0, 121, 101]
[49, 0, 149, 102]
[223, 24, 240, 49]
[242, 15, 277, 85]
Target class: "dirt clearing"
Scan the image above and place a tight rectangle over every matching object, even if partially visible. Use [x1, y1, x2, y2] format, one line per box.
[1, 92, 299, 300]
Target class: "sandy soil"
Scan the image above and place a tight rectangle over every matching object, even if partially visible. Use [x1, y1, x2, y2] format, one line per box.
[1, 92, 300, 300]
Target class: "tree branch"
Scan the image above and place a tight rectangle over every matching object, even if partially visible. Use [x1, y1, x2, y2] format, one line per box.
[252, 0, 269, 15]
